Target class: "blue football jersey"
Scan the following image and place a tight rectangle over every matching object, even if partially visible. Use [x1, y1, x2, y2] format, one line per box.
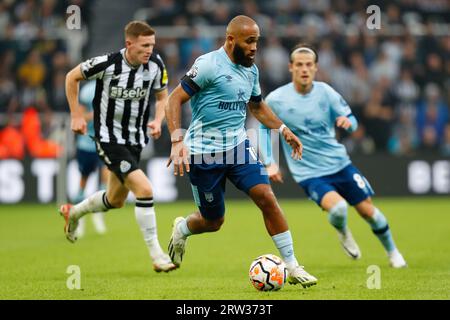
[262, 81, 353, 182]
[180, 47, 262, 155]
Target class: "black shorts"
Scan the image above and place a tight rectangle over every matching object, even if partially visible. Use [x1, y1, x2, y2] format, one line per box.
[95, 141, 142, 183]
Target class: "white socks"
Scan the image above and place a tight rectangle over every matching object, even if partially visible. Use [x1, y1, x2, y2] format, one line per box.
[135, 198, 164, 259]
[71, 193, 163, 259]
[70, 191, 111, 220]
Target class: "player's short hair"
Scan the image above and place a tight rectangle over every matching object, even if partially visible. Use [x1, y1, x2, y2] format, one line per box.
[290, 43, 318, 63]
[124, 21, 155, 39]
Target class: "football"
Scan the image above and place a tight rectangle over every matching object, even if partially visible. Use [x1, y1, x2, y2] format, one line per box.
[249, 254, 287, 291]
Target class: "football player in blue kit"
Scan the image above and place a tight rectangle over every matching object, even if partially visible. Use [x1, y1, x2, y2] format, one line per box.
[260, 43, 407, 268]
[165, 16, 318, 287]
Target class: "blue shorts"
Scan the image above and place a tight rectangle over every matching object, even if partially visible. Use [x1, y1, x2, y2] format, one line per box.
[76, 149, 103, 177]
[299, 164, 374, 206]
[188, 140, 269, 220]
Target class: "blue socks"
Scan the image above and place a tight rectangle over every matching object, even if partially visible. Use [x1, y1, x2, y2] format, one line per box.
[364, 207, 396, 253]
[328, 200, 348, 233]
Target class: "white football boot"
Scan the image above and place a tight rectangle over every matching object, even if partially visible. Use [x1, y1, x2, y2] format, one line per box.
[152, 252, 177, 273]
[388, 249, 407, 268]
[168, 217, 187, 268]
[338, 229, 362, 260]
[287, 265, 318, 288]
[59, 204, 79, 243]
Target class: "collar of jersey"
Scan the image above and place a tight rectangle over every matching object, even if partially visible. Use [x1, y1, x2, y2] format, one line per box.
[121, 48, 141, 70]
[219, 46, 240, 68]
[293, 82, 315, 97]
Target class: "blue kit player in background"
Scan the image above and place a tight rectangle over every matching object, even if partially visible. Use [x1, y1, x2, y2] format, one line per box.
[165, 15, 318, 288]
[260, 43, 407, 268]
[74, 80, 107, 238]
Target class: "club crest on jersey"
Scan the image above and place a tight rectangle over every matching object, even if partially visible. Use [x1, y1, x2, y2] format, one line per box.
[186, 65, 198, 79]
[109, 86, 147, 100]
[120, 160, 131, 173]
[237, 88, 245, 101]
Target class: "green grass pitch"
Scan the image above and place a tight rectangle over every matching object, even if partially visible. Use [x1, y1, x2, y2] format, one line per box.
[0, 198, 449, 300]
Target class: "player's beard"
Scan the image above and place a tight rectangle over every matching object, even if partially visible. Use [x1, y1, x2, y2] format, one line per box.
[233, 44, 254, 67]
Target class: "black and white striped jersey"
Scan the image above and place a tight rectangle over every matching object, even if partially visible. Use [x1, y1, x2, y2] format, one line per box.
[80, 48, 168, 148]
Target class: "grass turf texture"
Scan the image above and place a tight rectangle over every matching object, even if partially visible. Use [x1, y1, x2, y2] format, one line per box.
[0, 198, 449, 300]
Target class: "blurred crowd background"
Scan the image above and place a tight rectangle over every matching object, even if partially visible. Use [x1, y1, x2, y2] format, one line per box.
[0, 0, 449, 159]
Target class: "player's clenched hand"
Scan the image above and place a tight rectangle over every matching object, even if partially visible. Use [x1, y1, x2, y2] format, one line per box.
[281, 127, 302, 160]
[266, 163, 284, 183]
[336, 116, 351, 130]
[167, 141, 190, 176]
[147, 120, 162, 139]
[71, 114, 87, 135]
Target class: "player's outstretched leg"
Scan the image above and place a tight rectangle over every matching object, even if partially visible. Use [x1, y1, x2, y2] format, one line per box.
[249, 184, 318, 288]
[355, 199, 407, 268]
